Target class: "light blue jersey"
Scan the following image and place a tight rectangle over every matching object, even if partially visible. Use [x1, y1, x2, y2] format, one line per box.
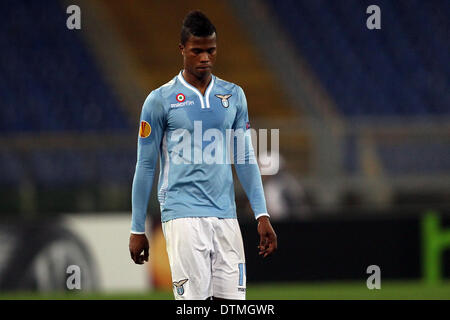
[131, 71, 268, 233]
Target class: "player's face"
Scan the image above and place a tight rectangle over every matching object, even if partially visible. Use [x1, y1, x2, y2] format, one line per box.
[180, 33, 217, 79]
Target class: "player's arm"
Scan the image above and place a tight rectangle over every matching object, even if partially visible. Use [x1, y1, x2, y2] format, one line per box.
[129, 90, 166, 265]
[232, 86, 277, 258]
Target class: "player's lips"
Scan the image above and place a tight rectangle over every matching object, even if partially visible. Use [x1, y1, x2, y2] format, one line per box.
[197, 65, 211, 70]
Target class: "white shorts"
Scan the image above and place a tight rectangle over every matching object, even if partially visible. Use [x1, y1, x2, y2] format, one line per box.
[162, 217, 246, 300]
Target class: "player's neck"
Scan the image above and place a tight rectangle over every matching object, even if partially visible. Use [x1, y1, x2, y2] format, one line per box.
[182, 70, 212, 96]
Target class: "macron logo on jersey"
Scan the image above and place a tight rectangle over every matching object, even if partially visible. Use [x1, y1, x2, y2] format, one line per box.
[171, 93, 194, 108]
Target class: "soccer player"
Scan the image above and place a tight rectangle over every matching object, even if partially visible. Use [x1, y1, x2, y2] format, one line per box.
[129, 10, 277, 300]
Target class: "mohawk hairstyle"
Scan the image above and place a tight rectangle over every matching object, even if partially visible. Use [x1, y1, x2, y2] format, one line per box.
[180, 10, 216, 45]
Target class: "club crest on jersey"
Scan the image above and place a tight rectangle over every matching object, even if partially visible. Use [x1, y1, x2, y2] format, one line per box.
[139, 120, 151, 138]
[176, 93, 185, 102]
[215, 94, 232, 108]
[173, 279, 188, 296]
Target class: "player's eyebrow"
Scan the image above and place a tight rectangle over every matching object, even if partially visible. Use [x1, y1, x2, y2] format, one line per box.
[190, 47, 216, 53]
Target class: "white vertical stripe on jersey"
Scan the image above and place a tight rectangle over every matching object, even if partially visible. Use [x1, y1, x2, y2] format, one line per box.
[205, 77, 214, 109]
[159, 132, 170, 205]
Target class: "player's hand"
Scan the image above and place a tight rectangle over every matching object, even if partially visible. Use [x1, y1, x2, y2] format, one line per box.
[257, 216, 277, 258]
[129, 233, 149, 265]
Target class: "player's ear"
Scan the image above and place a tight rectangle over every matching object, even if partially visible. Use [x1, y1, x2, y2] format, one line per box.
[179, 43, 185, 55]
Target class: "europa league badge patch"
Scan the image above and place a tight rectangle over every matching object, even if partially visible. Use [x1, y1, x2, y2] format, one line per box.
[139, 120, 151, 138]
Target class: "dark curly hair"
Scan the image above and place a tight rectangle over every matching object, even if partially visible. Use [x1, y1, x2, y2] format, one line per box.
[180, 10, 216, 45]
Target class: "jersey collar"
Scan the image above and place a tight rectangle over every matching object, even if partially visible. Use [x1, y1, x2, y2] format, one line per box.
[177, 71, 215, 109]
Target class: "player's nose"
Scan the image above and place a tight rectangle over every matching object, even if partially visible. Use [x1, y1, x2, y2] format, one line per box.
[199, 52, 210, 63]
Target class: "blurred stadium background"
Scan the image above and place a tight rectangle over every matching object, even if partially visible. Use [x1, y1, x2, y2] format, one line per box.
[0, 0, 449, 299]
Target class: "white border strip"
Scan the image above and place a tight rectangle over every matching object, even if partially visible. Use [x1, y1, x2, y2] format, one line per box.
[178, 72, 205, 108]
[177, 71, 215, 108]
[205, 76, 214, 109]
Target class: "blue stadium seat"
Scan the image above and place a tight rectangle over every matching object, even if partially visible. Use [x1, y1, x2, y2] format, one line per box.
[377, 142, 450, 175]
[28, 149, 136, 188]
[0, 0, 129, 133]
[265, 0, 450, 116]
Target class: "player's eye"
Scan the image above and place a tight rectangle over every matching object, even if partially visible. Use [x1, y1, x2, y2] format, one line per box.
[207, 48, 216, 54]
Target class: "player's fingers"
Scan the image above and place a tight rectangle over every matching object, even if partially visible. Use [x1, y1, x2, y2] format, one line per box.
[268, 234, 277, 252]
[264, 242, 276, 257]
[257, 245, 264, 255]
[131, 248, 143, 264]
[258, 241, 264, 250]
[259, 236, 267, 249]
[263, 246, 272, 258]
[258, 236, 267, 255]
[262, 235, 277, 257]
[144, 247, 149, 262]
[136, 254, 144, 265]
[258, 236, 266, 250]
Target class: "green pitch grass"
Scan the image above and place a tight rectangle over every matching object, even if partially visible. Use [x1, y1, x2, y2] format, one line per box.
[1, 281, 449, 300]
